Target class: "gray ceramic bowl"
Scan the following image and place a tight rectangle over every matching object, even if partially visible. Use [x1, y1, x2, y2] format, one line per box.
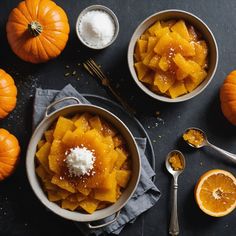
[128, 9, 218, 103]
[26, 97, 140, 228]
[76, 5, 119, 49]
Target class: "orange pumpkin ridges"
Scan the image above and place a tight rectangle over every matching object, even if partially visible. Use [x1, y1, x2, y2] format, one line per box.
[6, 0, 70, 64]
[220, 70, 236, 125]
[0, 128, 20, 181]
[0, 69, 17, 119]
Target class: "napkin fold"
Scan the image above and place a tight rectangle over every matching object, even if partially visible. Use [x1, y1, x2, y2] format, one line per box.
[33, 84, 161, 235]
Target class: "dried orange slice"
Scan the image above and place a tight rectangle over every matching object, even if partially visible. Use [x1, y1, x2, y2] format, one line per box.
[195, 169, 236, 217]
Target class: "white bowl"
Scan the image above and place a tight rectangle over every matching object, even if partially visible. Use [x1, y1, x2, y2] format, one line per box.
[26, 98, 140, 227]
[75, 5, 119, 49]
[128, 9, 218, 103]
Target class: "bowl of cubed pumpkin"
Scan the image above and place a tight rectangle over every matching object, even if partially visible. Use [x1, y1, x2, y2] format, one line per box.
[26, 97, 140, 227]
[128, 9, 218, 102]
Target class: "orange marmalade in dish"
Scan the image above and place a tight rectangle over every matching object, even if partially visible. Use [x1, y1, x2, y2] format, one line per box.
[169, 152, 184, 171]
[35, 113, 132, 214]
[134, 19, 208, 98]
[183, 129, 204, 147]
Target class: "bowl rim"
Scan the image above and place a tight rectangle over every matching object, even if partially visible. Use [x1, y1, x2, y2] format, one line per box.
[75, 4, 120, 50]
[127, 9, 219, 103]
[26, 103, 141, 222]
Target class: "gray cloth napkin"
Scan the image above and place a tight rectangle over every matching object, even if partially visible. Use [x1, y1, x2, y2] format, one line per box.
[33, 84, 161, 235]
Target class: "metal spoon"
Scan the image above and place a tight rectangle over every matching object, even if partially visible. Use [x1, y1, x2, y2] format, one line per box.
[165, 150, 186, 236]
[183, 127, 236, 163]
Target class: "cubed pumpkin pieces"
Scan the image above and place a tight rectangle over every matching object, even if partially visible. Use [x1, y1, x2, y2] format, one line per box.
[169, 81, 187, 98]
[66, 193, 86, 202]
[79, 198, 100, 214]
[77, 185, 91, 196]
[53, 116, 74, 140]
[153, 71, 175, 93]
[159, 56, 169, 71]
[154, 33, 173, 55]
[99, 170, 116, 190]
[103, 135, 114, 151]
[173, 53, 201, 76]
[135, 39, 148, 60]
[50, 140, 65, 156]
[148, 54, 160, 70]
[170, 32, 195, 56]
[147, 37, 158, 53]
[185, 71, 207, 92]
[44, 130, 54, 143]
[51, 175, 76, 193]
[36, 165, 51, 182]
[74, 113, 91, 132]
[89, 116, 103, 133]
[106, 150, 118, 172]
[155, 27, 171, 39]
[176, 68, 188, 81]
[62, 130, 75, 146]
[116, 170, 131, 188]
[48, 191, 62, 202]
[102, 121, 117, 137]
[114, 148, 127, 169]
[36, 142, 51, 170]
[191, 41, 208, 67]
[48, 154, 64, 174]
[94, 178, 117, 203]
[148, 21, 162, 36]
[37, 140, 45, 149]
[134, 62, 148, 80]
[171, 20, 190, 41]
[143, 51, 156, 66]
[62, 199, 80, 211]
[139, 72, 154, 85]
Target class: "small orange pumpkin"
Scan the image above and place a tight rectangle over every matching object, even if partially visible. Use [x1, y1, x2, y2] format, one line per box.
[0, 128, 20, 181]
[6, 0, 70, 64]
[220, 70, 236, 125]
[0, 69, 17, 119]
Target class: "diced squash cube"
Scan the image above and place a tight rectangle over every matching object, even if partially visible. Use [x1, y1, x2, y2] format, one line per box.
[44, 130, 54, 143]
[53, 116, 74, 140]
[176, 68, 188, 80]
[36, 142, 51, 170]
[159, 56, 169, 71]
[48, 191, 61, 202]
[191, 69, 207, 83]
[62, 130, 75, 146]
[71, 114, 80, 122]
[37, 140, 45, 149]
[173, 53, 201, 76]
[44, 181, 57, 191]
[148, 21, 162, 36]
[170, 32, 195, 56]
[99, 170, 116, 189]
[150, 85, 161, 94]
[89, 116, 103, 133]
[185, 71, 207, 92]
[140, 53, 147, 60]
[136, 39, 148, 55]
[155, 27, 170, 39]
[51, 175, 76, 193]
[171, 20, 190, 41]
[147, 37, 158, 52]
[116, 170, 131, 188]
[77, 185, 91, 196]
[106, 150, 118, 172]
[148, 54, 160, 70]
[57, 189, 71, 199]
[50, 140, 65, 156]
[139, 71, 154, 84]
[169, 81, 187, 98]
[48, 154, 62, 174]
[134, 62, 148, 80]
[143, 51, 156, 66]
[115, 148, 127, 169]
[62, 199, 80, 211]
[192, 41, 208, 67]
[161, 20, 176, 28]
[66, 193, 86, 202]
[154, 71, 175, 93]
[36, 165, 51, 182]
[103, 136, 114, 151]
[74, 113, 90, 132]
[94, 179, 117, 203]
[154, 33, 173, 55]
[79, 198, 100, 214]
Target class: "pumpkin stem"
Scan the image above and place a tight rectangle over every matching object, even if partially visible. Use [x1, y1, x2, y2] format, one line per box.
[28, 21, 43, 37]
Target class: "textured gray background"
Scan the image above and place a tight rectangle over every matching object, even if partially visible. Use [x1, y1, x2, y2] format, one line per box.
[0, 0, 236, 236]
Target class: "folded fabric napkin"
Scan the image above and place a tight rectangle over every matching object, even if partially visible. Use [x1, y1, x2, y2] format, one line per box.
[33, 84, 161, 235]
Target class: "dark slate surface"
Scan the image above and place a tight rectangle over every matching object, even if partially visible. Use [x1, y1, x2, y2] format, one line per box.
[0, 0, 236, 236]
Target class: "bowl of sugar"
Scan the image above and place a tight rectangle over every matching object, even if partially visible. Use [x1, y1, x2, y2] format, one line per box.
[76, 5, 119, 49]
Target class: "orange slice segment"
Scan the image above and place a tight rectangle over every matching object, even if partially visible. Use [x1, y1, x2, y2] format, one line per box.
[195, 169, 236, 217]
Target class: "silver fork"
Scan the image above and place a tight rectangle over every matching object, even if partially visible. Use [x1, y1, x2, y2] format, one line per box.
[83, 58, 135, 114]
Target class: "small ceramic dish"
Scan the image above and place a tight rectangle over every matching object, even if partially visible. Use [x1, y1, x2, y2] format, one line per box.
[127, 9, 218, 103]
[76, 5, 119, 49]
[26, 97, 140, 229]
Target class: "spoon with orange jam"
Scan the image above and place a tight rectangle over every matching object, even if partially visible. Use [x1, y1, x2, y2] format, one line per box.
[183, 127, 236, 163]
[166, 150, 186, 236]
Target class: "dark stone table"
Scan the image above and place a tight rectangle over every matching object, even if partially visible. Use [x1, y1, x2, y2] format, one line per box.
[0, 0, 236, 235]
